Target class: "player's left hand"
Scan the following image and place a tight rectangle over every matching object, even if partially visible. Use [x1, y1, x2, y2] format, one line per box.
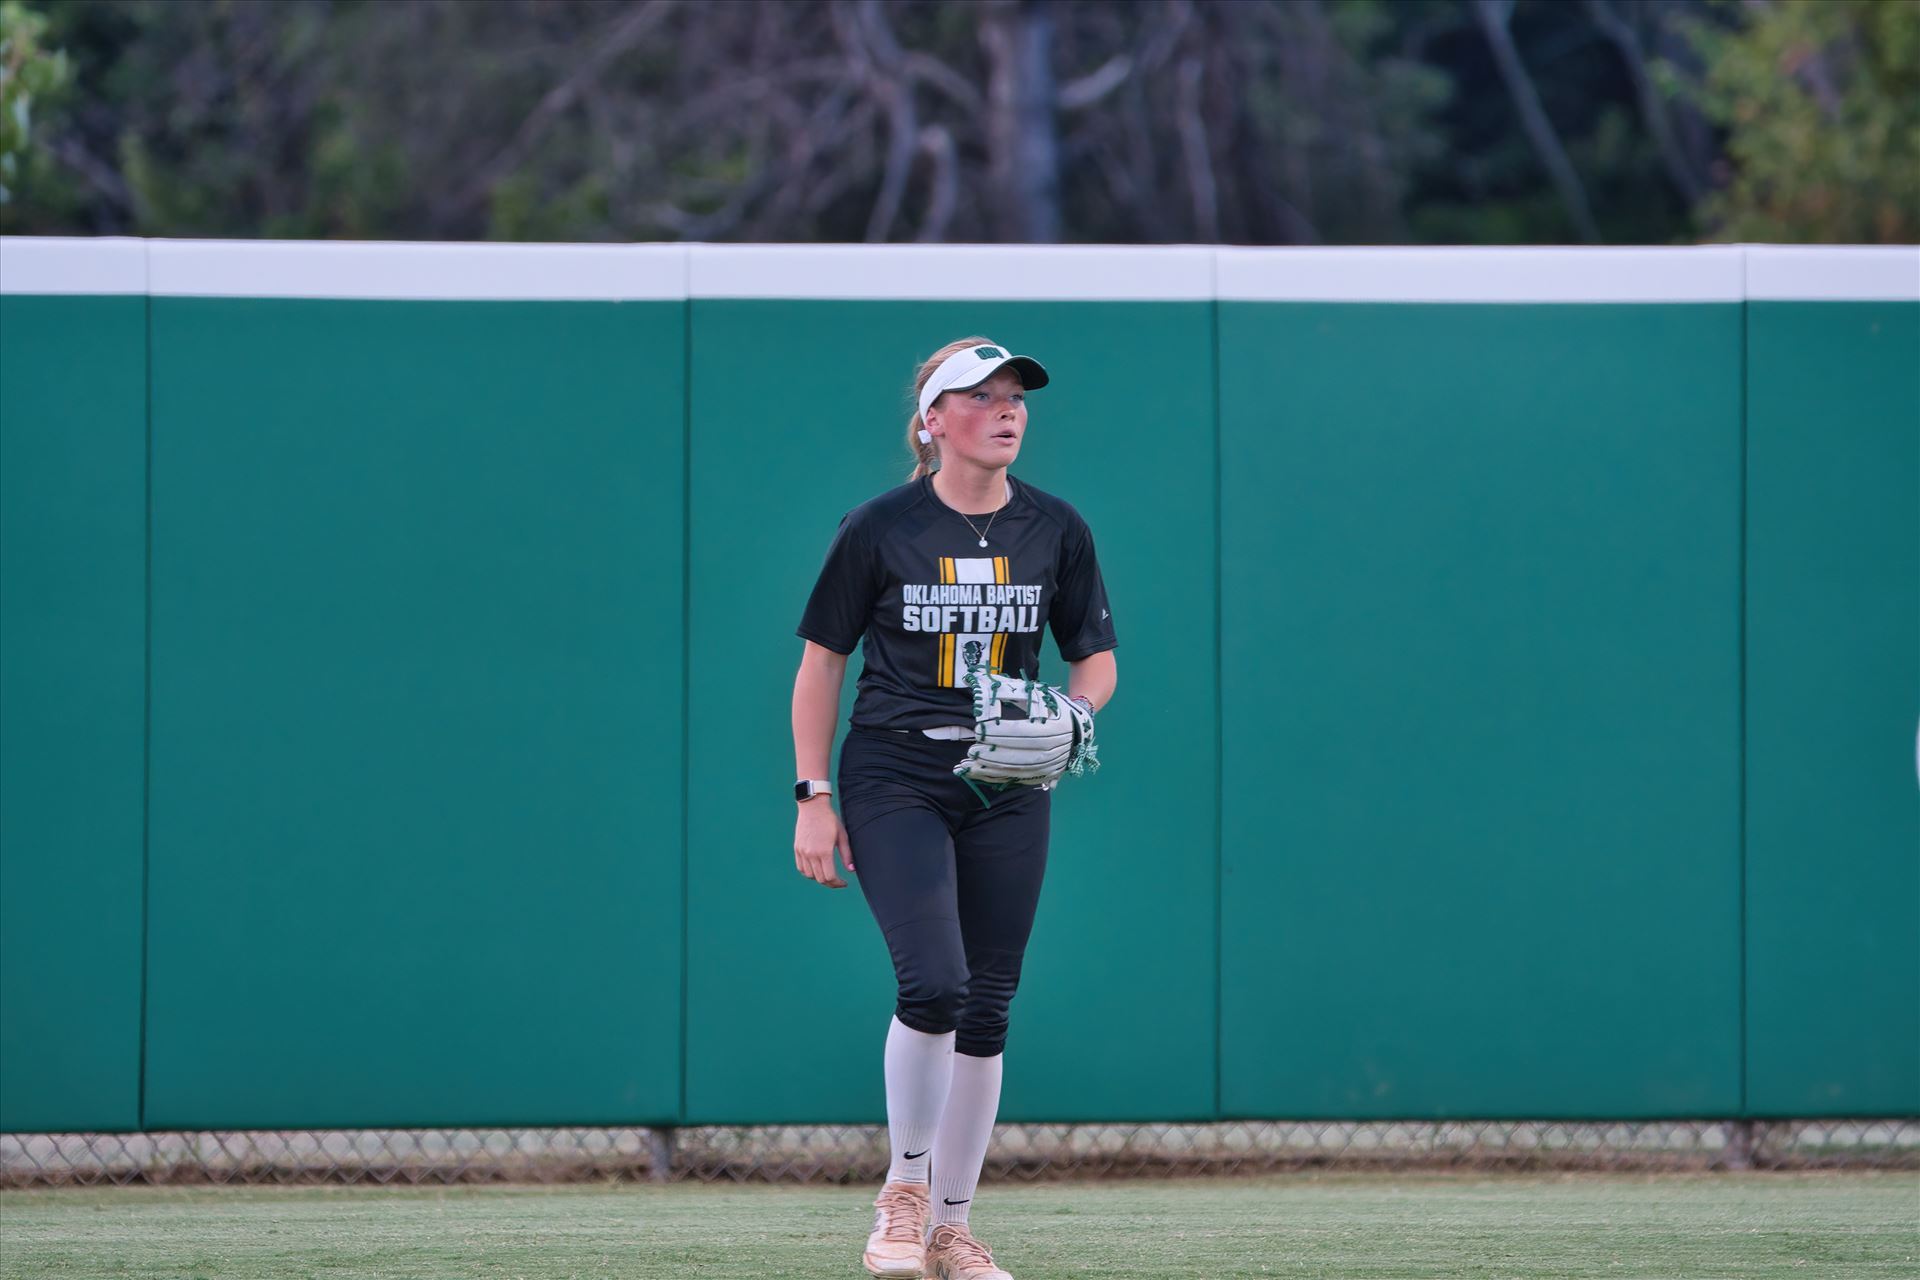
[952, 668, 1098, 792]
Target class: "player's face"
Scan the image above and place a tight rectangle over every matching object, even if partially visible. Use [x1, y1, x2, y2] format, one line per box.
[929, 367, 1026, 470]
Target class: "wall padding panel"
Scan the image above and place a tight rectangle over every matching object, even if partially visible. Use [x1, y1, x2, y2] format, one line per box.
[1218, 302, 1744, 1118]
[142, 298, 683, 1128]
[1744, 300, 1920, 1115]
[0, 295, 148, 1132]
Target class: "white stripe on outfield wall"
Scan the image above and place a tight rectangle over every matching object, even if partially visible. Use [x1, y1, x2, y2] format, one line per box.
[1745, 246, 1920, 301]
[1215, 246, 1747, 303]
[688, 244, 1216, 300]
[0, 236, 147, 295]
[4, 237, 1917, 301]
[146, 239, 689, 300]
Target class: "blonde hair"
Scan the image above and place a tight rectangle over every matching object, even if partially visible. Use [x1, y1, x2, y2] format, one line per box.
[904, 336, 997, 481]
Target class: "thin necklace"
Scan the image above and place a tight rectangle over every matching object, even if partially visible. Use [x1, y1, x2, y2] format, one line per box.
[940, 475, 1009, 547]
[959, 507, 999, 548]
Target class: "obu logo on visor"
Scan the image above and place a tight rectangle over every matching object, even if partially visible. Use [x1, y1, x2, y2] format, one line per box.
[975, 347, 1003, 359]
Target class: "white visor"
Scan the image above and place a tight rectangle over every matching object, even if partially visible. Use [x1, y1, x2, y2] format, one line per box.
[918, 343, 1050, 420]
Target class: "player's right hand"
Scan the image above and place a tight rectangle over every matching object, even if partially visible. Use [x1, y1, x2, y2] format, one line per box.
[794, 802, 854, 889]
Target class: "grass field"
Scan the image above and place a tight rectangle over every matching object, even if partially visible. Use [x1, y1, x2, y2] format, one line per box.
[2, 1171, 1914, 1279]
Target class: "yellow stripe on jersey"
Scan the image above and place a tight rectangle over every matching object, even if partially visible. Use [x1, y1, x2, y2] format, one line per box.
[938, 632, 953, 686]
[939, 556, 954, 585]
[994, 556, 1008, 584]
[991, 632, 1006, 672]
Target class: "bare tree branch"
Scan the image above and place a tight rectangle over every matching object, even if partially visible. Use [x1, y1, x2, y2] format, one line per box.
[1059, 53, 1132, 111]
[849, 0, 919, 242]
[916, 124, 959, 242]
[671, 60, 851, 133]
[1086, 130, 1143, 231]
[1586, 0, 1705, 204]
[801, 100, 884, 216]
[1140, 0, 1198, 75]
[1119, 71, 1168, 241]
[1648, 0, 1719, 191]
[748, 83, 861, 239]
[1175, 55, 1220, 241]
[46, 135, 135, 220]
[1473, 0, 1602, 243]
[432, 0, 676, 225]
[903, 51, 985, 122]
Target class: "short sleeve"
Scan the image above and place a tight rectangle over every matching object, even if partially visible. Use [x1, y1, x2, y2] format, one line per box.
[1050, 515, 1118, 662]
[796, 513, 880, 655]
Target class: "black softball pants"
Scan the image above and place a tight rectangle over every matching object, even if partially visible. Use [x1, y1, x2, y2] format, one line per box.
[836, 725, 1051, 1059]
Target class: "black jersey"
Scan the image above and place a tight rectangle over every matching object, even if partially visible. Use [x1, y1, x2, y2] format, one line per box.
[797, 472, 1118, 731]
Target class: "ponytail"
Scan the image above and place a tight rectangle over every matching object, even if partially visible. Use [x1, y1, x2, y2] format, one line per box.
[906, 413, 939, 481]
[903, 336, 996, 481]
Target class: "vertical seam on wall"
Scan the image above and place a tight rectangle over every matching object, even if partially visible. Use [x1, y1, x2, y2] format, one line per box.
[1209, 261, 1224, 1121]
[1737, 252, 1750, 1119]
[679, 292, 693, 1126]
[137, 282, 153, 1132]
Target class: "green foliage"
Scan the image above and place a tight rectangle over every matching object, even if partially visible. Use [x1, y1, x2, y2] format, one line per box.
[1673, 0, 1920, 242]
[14, 0, 1900, 245]
[0, 0, 70, 203]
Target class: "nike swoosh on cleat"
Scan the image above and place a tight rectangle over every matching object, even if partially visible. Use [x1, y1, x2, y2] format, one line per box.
[904, 1149, 928, 1159]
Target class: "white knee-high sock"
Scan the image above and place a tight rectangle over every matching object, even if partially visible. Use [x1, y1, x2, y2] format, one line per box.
[929, 1051, 1003, 1229]
[884, 1016, 955, 1185]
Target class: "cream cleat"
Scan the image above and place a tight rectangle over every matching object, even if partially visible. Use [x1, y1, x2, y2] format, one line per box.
[863, 1180, 931, 1278]
[924, 1222, 1013, 1280]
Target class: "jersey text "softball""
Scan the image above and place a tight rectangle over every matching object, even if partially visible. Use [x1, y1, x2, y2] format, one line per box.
[902, 604, 1041, 633]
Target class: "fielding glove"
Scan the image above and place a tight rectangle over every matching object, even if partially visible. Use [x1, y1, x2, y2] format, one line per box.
[952, 665, 1099, 806]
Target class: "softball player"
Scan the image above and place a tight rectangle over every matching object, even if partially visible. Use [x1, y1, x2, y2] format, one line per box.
[790, 337, 1118, 1280]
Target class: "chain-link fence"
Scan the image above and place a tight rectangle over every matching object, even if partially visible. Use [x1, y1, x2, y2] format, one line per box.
[4, 1119, 1914, 1188]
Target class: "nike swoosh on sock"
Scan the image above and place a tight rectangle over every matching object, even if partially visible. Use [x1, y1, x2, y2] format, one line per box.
[904, 1149, 928, 1159]
[943, 1197, 970, 1205]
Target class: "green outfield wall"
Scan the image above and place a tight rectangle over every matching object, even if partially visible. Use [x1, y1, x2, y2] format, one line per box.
[0, 264, 148, 1133]
[1217, 297, 1745, 1118]
[0, 240, 1913, 1134]
[1743, 277, 1920, 1116]
[140, 294, 686, 1130]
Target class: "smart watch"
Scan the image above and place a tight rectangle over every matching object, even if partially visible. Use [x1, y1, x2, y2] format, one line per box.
[794, 779, 833, 803]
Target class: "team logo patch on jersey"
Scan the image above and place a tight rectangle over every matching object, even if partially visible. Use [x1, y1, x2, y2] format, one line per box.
[936, 556, 1009, 686]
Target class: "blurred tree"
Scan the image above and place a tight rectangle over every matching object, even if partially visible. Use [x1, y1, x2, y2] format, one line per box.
[1052, 0, 1450, 244]
[1400, 0, 1705, 244]
[1473, 0, 1600, 242]
[1585, 0, 1710, 207]
[0, 0, 70, 205]
[10, 0, 1898, 246]
[979, 0, 1060, 241]
[1669, 0, 1918, 243]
